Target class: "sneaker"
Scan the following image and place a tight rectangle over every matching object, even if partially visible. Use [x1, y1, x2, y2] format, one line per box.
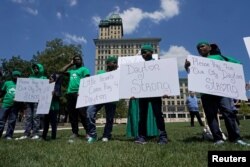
[235, 140, 250, 146]
[158, 137, 168, 145]
[5, 137, 12, 140]
[17, 135, 28, 140]
[135, 137, 147, 145]
[214, 140, 225, 145]
[102, 137, 109, 142]
[31, 135, 40, 140]
[69, 134, 78, 139]
[87, 137, 97, 143]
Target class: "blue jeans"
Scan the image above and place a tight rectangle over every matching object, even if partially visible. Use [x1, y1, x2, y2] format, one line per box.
[201, 94, 241, 142]
[24, 103, 40, 136]
[0, 105, 19, 138]
[87, 102, 116, 139]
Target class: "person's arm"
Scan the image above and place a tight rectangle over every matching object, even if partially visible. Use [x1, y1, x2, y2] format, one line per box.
[59, 60, 74, 75]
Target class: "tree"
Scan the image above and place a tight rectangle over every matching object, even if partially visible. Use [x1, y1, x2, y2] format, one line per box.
[115, 99, 128, 118]
[238, 100, 250, 119]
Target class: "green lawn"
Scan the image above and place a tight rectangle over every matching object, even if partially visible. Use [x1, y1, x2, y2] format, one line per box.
[1, 120, 250, 167]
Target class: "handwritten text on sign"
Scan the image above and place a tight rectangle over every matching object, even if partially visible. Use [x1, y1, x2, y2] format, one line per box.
[187, 55, 247, 100]
[118, 54, 158, 68]
[14, 78, 49, 102]
[37, 83, 55, 114]
[76, 70, 119, 108]
[119, 58, 180, 98]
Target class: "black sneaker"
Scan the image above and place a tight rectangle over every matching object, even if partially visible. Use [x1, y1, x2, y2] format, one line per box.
[158, 137, 168, 145]
[135, 136, 147, 144]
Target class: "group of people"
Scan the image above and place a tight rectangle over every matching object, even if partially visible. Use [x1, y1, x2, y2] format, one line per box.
[0, 42, 249, 146]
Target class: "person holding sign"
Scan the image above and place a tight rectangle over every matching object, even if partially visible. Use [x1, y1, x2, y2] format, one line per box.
[42, 73, 62, 140]
[86, 56, 118, 143]
[134, 44, 168, 145]
[60, 54, 90, 140]
[0, 70, 23, 140]
[186, 91, 204, 127]
[185, 41, 249, 146]
[17, 63, 47, 140]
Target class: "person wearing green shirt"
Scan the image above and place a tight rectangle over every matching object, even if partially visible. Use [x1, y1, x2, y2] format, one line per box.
[60, 54, 90, 139]
[87, 56, 117, 143]
[0, 70, 22, 139]
[185, 41, 249, 146]
[18, 63, 47, 140]
[42, 73, 62, 140]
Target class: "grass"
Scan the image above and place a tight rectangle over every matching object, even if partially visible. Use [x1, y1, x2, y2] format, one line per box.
[1, 120, 250, 167]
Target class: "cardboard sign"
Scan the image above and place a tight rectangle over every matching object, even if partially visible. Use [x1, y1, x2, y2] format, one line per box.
[187, 55, 247, 100]
[119, 58, 180, 98]
[76, 70, 120, 107]
[37, 83, 55, 114]
[243, 37, 250, 59]
[14, 78, 49, 102]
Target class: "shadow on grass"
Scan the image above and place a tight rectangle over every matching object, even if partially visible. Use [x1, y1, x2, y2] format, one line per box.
[182, 136, 204, 143]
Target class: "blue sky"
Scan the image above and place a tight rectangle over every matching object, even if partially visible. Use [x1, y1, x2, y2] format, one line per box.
[1, 0, 250, 83]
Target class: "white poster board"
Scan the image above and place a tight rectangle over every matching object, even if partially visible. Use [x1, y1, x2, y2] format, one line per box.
[119, 58, 180, 98]
[76, 70, 120, 108]
[243, 37, 250, 59]
[37, 83, 55, 114]
[118, 54, 158, 68]
[187, 55, 247, 100]
[15, 78, 49, 102]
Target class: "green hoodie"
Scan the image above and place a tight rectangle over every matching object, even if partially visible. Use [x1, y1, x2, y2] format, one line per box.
[29, 63, 47, 79]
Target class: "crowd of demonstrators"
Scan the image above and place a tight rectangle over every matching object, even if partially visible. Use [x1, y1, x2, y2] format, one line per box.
[86, 56, 118, 143]
[185, 41, 249, 146]
[0, 42, 249, 147]
[59, 54, 90, 140]
[186, 91, 204, 127]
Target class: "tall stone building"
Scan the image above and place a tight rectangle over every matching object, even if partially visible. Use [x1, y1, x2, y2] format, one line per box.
[93, 13, 161, 72]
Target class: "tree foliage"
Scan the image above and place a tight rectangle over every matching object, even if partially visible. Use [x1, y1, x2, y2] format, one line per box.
[238, 100, 250, 115]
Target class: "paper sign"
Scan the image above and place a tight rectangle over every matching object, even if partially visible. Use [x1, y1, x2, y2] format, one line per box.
[243, 37, 250, 59]
[119, 58, 180, 98]
[76, 70, 120, 108]
[187, 55, 247, 100]
[118, 54, 158, 68]
[15, 78, 49, 102]
[36, 83, 55, 114]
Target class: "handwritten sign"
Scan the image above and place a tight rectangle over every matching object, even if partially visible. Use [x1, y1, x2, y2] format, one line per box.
[118, 54, 158, 68]
[243, 37, 250, 60]
[37, 83, 55, 114]
[15, 78, 49, 102]
[76, 70, 120, 108]
[119, 58, 180, 98]
[187, 55, 247, 100]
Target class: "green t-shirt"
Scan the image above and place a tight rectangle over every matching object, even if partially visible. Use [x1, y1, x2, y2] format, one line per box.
[1, 81, 16, 108]
[208, 54, 240, 64]
[67, 67, 90, 93]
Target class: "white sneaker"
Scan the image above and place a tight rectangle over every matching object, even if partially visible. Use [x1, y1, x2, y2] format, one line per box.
[102, 137, 109, 142]
[31, 135, 40, 140]
[5, 137, 12, 140]
[214, 140, 225, 145]
[17, 136, 28, 140]
[235, 140, 250, 146]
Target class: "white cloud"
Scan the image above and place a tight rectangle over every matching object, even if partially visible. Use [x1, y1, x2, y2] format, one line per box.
[23, 7, 38, 16]
[57, 12, 62, 20]
[68, 0, 78, 6]
[11, 0, 35, 4]
[119, 0, 180, 34]
[63, 33, 87, 44]
[161, 45, 190, 71]
[92, 16, 101, 27]
[120, 8, 144, 34]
